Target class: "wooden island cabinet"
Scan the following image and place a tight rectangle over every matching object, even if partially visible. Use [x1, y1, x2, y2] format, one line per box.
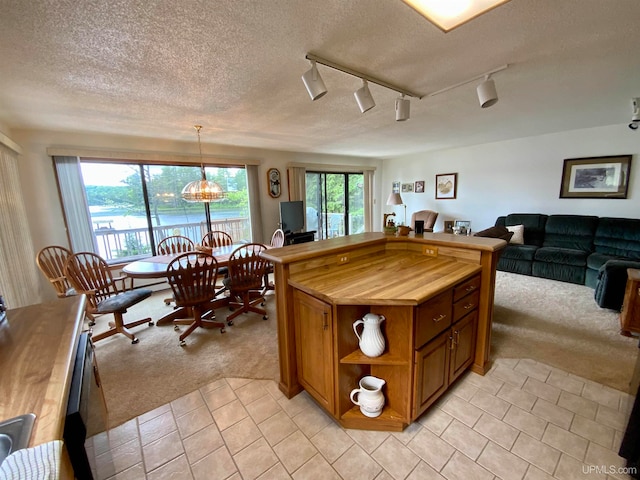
[261, 232, 506, 431]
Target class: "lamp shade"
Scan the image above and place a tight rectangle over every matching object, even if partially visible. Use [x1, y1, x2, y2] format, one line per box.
[386, 192, 403, 206]
[302, 62, 328, 101]
[477, 77, 498, 108]
[395, 96, 410, 121]
[181, 179, 226, 202]
[354, 80, 375, 113]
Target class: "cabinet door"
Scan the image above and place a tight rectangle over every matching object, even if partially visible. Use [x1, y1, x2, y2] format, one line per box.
[449, 311, 477, 383]
[413, 330, 450, 418]
[293, 289, 334, 412]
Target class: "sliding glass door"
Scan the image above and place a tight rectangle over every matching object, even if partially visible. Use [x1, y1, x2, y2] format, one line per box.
[305, 171, 364, 240]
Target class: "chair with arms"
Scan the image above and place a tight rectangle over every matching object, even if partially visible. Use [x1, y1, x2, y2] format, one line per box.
[157, 235, 195, 305]
[410, 210, 439, 233]
[166, 252, 226, 346]
[261, 229, 285, 295]
[225, 243, 269, 324]
[201, 231, 233, 248]
[36, 245, 75, 299]
[64, 252, 154, 344]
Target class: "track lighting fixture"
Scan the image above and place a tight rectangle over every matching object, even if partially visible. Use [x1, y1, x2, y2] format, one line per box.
[301, 60, 328, 101]
[395, 94, 410, 121]
[354, 79, 376, 113]
[477, 75, 499, 108]
[302, 53, 422, 118]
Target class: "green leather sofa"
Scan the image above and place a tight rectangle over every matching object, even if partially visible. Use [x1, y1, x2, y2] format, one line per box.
[494, 213, 640, 310]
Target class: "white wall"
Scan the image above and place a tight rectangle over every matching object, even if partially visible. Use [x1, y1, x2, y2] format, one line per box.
[381, 124, 640, 233]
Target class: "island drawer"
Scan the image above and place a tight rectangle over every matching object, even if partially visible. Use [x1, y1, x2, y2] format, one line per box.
[415, 290, 452, 349]
[453, 290, 480, 323]
[453, 274, 481, 303]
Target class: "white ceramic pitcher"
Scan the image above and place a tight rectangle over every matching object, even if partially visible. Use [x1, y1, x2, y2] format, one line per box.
[350, 376, 386, 417]
[353, 313, 386, 357]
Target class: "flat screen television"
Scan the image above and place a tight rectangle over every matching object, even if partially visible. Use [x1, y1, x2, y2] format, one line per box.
[279, 201, 304, 233]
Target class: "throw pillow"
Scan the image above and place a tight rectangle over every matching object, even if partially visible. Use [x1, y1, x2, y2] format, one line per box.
[473, 225, 514, 242]
[507, 224, 525, 244]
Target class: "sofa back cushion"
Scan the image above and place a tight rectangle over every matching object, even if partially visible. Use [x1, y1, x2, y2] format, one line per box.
[496, 214, 548, 246]
[543, 215, 598, 252]
[593, 217, 640, 260]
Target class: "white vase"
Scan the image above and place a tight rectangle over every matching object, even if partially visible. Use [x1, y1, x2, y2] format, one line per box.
[350, 376, 386, 417]
[353, 313, 386, 357]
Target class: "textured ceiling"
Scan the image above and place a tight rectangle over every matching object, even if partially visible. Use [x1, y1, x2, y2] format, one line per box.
[1, 0, 639, 158]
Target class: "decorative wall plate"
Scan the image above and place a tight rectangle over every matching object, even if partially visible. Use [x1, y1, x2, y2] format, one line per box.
[268, 168, 281, 198]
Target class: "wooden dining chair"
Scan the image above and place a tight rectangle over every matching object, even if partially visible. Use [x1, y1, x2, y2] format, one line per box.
[166, 252, 227, 346]
[201, 231, 233, 248]
[157, 235, 195, 305]
[261, 229, 285, 295]
[36, 245, 76, 299]
[64, 252, 154, 344]
[225, 243, 269, 324]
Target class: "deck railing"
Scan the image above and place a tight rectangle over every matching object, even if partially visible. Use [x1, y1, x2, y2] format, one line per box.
[94, 217, 250, 262]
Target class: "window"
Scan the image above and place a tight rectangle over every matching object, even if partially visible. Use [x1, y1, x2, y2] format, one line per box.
[57, 159, 251, 263]
[305, 171, 365, 240]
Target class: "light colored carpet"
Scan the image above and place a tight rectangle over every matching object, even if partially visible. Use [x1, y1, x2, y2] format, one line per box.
[93, 272, 639, 429]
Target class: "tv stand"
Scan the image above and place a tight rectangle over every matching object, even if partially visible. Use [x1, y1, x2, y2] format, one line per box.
[285, 231, 316, 245]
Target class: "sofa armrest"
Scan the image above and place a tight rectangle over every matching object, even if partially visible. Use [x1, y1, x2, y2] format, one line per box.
[594, 260, 640, 311]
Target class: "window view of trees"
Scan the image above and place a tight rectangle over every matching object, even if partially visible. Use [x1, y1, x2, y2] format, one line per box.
[80, 162, 250, 261]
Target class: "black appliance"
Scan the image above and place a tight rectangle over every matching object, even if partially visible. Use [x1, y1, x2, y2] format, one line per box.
[619, 339, 640, 478]
[64, 333, 108, 479]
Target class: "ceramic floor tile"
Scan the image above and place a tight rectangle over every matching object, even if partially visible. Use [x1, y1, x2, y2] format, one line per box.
[523, 465, 556, 480]
[440, 450, 494, 480]
[440, 419, 488, 460]
[582, 383, 623, 410]
[292, 404, 332, 437]
[139, 410, 177, 446]
[511, 433, 562, 475]
[407, 425, 455, 471]
[372, 436, 420, 480]
[292, 453, 341, 480]
[171, 389, 206, 417]
[459, 370, 504, 395]
[406, 461, 445, 480]
[570, 414, 615, 449]
[546, 370, 585, 396]
[182, 422, 225, 465]
[96, 437, 143, 480]
[416, 407, 454, 436]
[541, 423, 588, 462]
[514, 359, 552, 383]
[146, 454, 193, 480]
[522, 377, 561, 404]
[531, 398, 574, 430]
[554, 453, 607, 480]
[439, 394, 484, 427]
[333, 444, 383, 480]
[450, 379, 479, 401]
[310, 422, 355, 463]
[199, 378, 228, 394]
[391, 420, 422, 446]
[273, 430, 318, 474]
[497, 383, 538, 411]
[234, 437, 280, 480]
[473, 412, 520, 450]
[235, 380, 269, 406]
[105, 462, 146, 480]
[221, 416, 262, 455]
[190, 445, 237, 480]
[477, 441, 529, 480]
[138, 404, 172, 426]
[226, 377, 253, 390]
[489, 364, 529, 388]
[142, 430, 184, 472]
[504, 405, 548, 440]
[201, 383, 238, 411]
[346, 428, 391, 454]
[258, 410, 299, 447]
[584, 442, 628, 478]
[246, 392, 282, 424]
[557, 390, 599, 420]
[212, 398, 249, 431]
[469, 388, 511, 419]
[176, 404, 214, 438]
[278, 391, 316, 418]
[256, 462, 293, 480]
[596, 404, 629, 431]
[105, 419, 140, 451]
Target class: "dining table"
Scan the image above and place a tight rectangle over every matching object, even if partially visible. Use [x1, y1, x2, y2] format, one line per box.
[122, 243, 245, 325]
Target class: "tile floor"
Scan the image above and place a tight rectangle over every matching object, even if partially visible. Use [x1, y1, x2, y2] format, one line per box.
[87, 358, 637, 480]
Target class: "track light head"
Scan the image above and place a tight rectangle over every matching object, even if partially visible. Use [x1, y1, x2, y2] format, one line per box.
[395, 95, 410, 121]
[354, 79, 375, 113]
[301, 60, 328, 101]
[477, 75, 499, 108]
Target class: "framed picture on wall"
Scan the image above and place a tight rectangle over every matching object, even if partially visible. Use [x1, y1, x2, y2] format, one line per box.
[392, 181, 401, 194]
[401, 183, 414, 193]
[559, 155, 632, 198]
[415, 180, 425, 193]
[435, 173, 457, 199]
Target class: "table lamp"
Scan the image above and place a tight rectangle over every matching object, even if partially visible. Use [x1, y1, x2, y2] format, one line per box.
[386, 192, 406, 225]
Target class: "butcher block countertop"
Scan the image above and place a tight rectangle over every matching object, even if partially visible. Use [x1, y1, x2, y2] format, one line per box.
[0, 295, 86, 447]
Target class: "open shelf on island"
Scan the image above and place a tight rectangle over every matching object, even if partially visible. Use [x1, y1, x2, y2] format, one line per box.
[340, 405, 407, 432]
[339, 349, 408, 366]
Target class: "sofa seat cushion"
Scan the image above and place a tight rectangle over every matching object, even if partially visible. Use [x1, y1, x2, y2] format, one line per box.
[593, 217, 640, 260]
[542, 215, 598, 251]
[500, 244, 538, 261]
[587, 252, 621, 270]
[534, 247, 588, 267]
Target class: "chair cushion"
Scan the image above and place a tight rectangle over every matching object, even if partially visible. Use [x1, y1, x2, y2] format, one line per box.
[96, 288, 152, 314]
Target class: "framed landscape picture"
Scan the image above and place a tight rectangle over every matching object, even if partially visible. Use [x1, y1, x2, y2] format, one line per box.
[435, 173, 457, 199]
[559, 155, 632, 199]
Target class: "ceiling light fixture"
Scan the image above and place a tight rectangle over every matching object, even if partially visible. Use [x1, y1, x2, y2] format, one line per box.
[427, 64, 508, 109]
[354, 79, 376, 113]
[301, 60, 328, 101]
[395, 94, 411, 121]
[302, 53, 422, 119]
[181, 125, 226, 203]
[400, 0, 512, 33]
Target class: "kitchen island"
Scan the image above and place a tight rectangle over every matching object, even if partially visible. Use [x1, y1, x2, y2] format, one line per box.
[0, 295, 86, 478]
[262, 232, 506, 431]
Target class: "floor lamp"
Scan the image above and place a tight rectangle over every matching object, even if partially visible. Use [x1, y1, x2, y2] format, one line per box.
[386, 192, 406, 225]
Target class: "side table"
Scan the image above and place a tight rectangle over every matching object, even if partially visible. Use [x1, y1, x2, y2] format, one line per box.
[620, 269, 640, 336]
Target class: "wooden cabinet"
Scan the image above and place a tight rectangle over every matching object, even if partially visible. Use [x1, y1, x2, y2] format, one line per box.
[413, 275, 479, 419]
[620, 269, 640, 336]
[293, 289, 334, 412]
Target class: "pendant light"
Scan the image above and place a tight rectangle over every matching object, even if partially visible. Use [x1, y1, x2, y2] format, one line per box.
[181, 126, 226, 203]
